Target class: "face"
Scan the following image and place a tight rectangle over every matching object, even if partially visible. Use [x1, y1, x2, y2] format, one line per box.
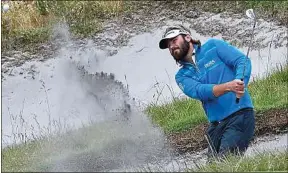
[167, 35, 190, 62]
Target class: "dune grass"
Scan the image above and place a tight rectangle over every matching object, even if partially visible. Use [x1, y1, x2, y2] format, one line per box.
[1, 1, 131, 51]
[2, 1, 287, 52]
[1, 140, 43, 172]
[1, 122, 113, 172]
[2, 116, 162, 172]
[1, 1, 126, 34]
[249, 66, 288, 111]
[145, 66, 288, 133]
[146, 98, 206, 133]
[191, 151, 288, 172]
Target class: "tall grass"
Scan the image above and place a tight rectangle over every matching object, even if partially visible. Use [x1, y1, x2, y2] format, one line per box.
[146, 66, 288, 133]
[2, 1, 287, 52]
[1, 1, 129, 51]
[192, 151, 288, 172]
[1, 1, 52, 30]
[146, 98, 207, 133]
[2, 140, 43, 172]
[1, 1, 125, 33]
[249, 65, 288, 111]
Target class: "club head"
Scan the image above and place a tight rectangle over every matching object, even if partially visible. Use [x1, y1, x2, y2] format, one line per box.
[246, 9, 256, 19]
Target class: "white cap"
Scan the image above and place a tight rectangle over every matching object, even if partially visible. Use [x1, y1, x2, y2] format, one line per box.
[159, 26, 190, 49]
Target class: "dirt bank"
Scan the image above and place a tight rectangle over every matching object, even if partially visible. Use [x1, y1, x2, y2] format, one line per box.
[167, 108, 288, 154]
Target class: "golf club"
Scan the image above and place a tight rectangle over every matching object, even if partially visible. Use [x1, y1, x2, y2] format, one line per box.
[236, 9, 257, 103]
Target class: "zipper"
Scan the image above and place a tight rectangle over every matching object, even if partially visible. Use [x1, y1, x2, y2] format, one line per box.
[185, 61, 200, 74]
[192, 53, 200, 74]
[194, 62, 200, 74]
[195, 47, 201, 74]
[182, 49, 201, 74]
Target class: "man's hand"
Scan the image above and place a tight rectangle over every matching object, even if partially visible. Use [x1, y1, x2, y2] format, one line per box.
[213, 79, 245, 98]
[226, 79, 245, 98]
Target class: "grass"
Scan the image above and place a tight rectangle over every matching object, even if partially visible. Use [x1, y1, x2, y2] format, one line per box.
[1, 1, 287, 52]
[249, 66, 288, 111]
[145, 66, 288, 133]
[3, 137, 287, 172]
[1, 122, 110, 172]
[1, 118, 161, 172]
[146, 98, 207, 133]
[1, 140, 43, 172]
[191, 151, 288, 172]
[1, 1, 132, 51]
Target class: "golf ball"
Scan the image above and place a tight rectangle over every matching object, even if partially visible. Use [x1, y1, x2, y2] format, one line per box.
[3, 4, 9, 12]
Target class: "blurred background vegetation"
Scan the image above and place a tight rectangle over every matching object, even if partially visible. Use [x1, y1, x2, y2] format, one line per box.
[1, 1, 287, 52]
[1, 0, 133, 51]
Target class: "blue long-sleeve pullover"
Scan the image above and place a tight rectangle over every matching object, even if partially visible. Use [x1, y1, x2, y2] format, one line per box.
[175, 38, 254, 122]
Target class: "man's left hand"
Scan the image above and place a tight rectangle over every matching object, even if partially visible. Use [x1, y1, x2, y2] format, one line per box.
[234, 79, 245, 98]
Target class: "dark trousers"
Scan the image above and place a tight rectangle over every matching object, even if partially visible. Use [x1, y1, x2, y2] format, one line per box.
[206, 108, 255, 161]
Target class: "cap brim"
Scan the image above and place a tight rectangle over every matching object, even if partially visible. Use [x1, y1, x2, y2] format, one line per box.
[159, 38, 169, 49]
[159, 33, 180, 49]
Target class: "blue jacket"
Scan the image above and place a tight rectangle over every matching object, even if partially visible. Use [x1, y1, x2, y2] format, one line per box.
[175, 38, 253, 122]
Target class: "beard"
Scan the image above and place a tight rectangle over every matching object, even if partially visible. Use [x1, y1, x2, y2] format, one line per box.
[172, 40, 190, 62]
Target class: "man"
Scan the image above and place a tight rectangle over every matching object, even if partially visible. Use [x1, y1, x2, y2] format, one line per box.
[158, 25, 255, 161]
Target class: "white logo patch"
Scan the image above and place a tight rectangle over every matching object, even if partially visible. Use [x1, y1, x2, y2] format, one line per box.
[204, 60, 216, 68]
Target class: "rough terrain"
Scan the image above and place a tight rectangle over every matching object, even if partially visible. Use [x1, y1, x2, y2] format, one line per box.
[1, 1, 287, 172]
[168, 108, 288, 154]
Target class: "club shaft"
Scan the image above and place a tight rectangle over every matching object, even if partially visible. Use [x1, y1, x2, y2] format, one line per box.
[236, 12, 256, 104]
[242, 20, 256, 78]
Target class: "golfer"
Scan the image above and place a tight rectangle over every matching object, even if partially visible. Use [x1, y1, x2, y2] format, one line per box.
[159, 25, 255, 160]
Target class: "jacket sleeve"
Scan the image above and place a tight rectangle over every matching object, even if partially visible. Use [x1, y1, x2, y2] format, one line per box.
[213, 39, 252, 85]
[176, 74, 217, 101]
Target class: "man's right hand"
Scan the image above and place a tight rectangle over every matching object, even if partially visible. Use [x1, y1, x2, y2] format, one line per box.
[226, 79, 245, 98]
[213, 79, 245, 98]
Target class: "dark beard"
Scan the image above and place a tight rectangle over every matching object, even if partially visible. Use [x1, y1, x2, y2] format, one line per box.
[173, 40, 190, 62]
